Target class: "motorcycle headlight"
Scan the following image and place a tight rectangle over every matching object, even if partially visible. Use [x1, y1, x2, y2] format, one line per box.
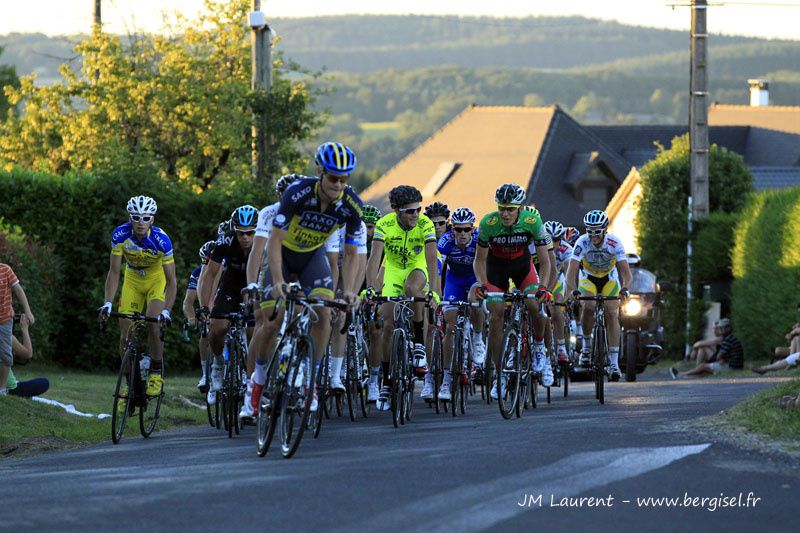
[623, 299, 643, 316]
[569, 335, 577, 345]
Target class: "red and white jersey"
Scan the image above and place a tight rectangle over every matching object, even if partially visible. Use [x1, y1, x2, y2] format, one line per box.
[553, 240, 574, 273]
[571, 234, 627, 277]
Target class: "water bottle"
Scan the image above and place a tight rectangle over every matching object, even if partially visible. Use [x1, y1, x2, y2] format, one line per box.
[139, 355, 151, 381]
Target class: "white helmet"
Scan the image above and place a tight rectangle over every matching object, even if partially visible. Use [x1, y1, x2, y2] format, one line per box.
[127, 195, 157, 215]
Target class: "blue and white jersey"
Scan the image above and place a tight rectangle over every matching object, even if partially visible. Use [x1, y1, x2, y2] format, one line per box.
[437, 229, 479, 281]
[187, 265, 202, 291]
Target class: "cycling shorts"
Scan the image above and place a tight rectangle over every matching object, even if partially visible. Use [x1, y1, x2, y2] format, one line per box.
[211, 277, 255, 326]
[578, 269, 620, 297]
[259, 246, 334, 309]
[119, 266, 166, 314]
[485, 254, 539, 301]
[381, 262, 429, 298]
[443, 275, 479, 311]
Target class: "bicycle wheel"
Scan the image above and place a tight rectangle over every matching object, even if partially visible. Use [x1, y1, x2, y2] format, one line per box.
[224, 354, 239, 438]
[256, 363, 279, 457]
[450, 329, 463, 417]
[624, 329, 638, 382]
[357, 341, 370, 418]
[140, 360, 165, 438]
[390, 329, 405, 428]
[313, 348, 327, 438]
[403, 343, 415, 423]
[430, 328, 443, 413]
[594, 327, 606, 405]
[280, 334, 315, 458]
[204, 358, 220, 428]
[111, 346, 136, 444]
[498, 329, 520, 420]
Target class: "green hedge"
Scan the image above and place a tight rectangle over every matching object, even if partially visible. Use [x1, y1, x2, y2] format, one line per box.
[731, 187, 800, 358]
[0, 222, 64, 360]
[693, 211, 739, 284]
[0, 167, 272, 370]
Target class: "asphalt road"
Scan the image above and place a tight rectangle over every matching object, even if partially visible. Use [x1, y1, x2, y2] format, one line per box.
[2, 375, 798, 532]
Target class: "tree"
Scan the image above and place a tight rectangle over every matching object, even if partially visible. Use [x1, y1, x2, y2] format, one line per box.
[0, 0, 323, 190]
[635, 134, 753, 356]
[0, 46, 20, 121]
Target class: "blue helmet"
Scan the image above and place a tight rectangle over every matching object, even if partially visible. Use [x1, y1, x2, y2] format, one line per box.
[315, 142, 357, 176]
[231, 205, 258, 229]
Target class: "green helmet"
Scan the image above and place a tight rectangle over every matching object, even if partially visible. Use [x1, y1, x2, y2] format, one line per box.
[362, 204, 382, 224]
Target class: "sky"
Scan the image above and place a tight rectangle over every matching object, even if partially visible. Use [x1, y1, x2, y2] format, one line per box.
[0, 0, 798, 40]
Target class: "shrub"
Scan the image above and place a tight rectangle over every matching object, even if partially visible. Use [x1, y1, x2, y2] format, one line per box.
[0, 222, 64, 361]
[731, 187, 800, 358]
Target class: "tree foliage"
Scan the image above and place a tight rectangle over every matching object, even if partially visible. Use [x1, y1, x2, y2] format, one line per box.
[0, 45, 20, 120]
[0, 0, 323, 190]
[635, 134, 753, 356]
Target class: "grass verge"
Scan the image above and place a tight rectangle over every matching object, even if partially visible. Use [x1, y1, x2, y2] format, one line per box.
[715, 378, 800, 445]
[1, 362, 208, 458]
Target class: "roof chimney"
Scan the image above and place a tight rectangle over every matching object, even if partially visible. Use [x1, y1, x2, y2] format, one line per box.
[748, 79, 769, 107]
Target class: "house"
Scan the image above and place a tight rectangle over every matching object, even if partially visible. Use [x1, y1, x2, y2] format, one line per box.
[359, 105, 632, 227]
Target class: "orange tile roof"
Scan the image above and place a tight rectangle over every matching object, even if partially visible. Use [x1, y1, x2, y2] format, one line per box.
[709, 104, 800, 135]
[361, 105, 557, 219]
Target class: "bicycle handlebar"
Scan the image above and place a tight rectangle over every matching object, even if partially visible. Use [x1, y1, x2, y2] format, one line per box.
[100, 311, 167, 341]
[576, 295, 621, 302]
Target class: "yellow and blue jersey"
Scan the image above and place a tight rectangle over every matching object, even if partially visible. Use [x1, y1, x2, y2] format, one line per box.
[111, 223, 174, 272]
[273, 178, 363, 253]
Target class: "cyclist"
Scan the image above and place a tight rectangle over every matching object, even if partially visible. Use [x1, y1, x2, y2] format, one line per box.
[361, 205, 387, 402]
[564, 210, 632, 381]
[247, 142, 364, 415]
[366, 185, 440, 410]
[99, 195, 177, 399]
[474, 184, 552, 398]
[183, 240, 216, 391]
[425, 202, 450, 277]
[544, 221, 574, 364]
[425, 207, 484, 401]
[197, 205, 258, 404]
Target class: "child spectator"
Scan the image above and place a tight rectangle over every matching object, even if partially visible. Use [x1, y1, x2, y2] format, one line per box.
[0, 263, 35, 396]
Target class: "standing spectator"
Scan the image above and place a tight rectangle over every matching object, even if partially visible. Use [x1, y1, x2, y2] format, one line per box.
[670, 318, 743, 379]
[7, 314, 49, 397]
[0, 263, 35, 396]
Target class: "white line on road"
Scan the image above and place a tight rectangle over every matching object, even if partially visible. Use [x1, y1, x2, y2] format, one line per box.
[340, 443, 710, 532]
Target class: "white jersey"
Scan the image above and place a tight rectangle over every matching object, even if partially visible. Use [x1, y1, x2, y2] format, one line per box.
[327, 221, 368, 256]
[553, 240, 574, 273]
[570, 233, 626, 277]
[255, 202, 280, 240]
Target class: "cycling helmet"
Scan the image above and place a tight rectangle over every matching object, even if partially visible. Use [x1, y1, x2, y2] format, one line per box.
[389, 185, 423, 209]
[494, 183, 526, 206]
[127, 195, 157, 215]
[315, 142, 357, 176]
[424, 202, 450, 220]
[544, 220, 565, 240]
[275, 173, 303, 196]
[564, 226, 580, 246]
[583, 210, 609, 230]
[362, 205, 382, 224]
[199, 240, 216, 262]
[626, 253, 641, 266]
[450, 207, 476, 226]
[231, 205, 258, 229]
[217, 219, 232, 236]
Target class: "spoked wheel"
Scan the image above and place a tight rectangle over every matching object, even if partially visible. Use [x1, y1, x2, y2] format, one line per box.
[498, 329, 521, 420]
[430, 329, 443, 414]
[111, 348, 136, 444]
[450, 329, 463, 417]
[140, 364, 165, 438]
[484, 365, 493, 405]
[594, 333, 606, 405]
[280, 335, 315, 458]
[344, 342, 357, 422]
[390, 329, 405, 428]
[312, 350, 328, 439]
[529, 370, 538, 408]
[562, 362, 570, 398]
[223, 358, 240, 438]
[256, 372, 280, 457]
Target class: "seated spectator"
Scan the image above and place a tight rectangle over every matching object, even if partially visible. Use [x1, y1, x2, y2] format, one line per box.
[6, 314, 49, 397]
[686, 323, 723, 365]
[670, 319, 743, 379]
[1, 262, 35, 396]
[771, 322, 800, 362]
[752, 350, 799, 376]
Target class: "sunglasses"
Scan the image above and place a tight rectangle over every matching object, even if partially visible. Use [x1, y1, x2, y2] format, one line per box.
[324, 173, 349, 184]
[453, 226, 473, 233]
[587, 229, 605, 236]
[236, 229, 256, 236]
[497, 205, 519, 212]
[398, 207, 421, 215]
[130, 215, 153, 223]
[432, 220, 448, 226]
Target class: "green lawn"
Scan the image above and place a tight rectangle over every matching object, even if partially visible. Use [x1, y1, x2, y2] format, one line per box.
[1, 362, 208, 456]
[716, 378, 800, 444]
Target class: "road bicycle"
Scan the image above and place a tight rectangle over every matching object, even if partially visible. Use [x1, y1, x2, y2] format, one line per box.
[208, 306, 251, 438]
[577, 294, 620, 405]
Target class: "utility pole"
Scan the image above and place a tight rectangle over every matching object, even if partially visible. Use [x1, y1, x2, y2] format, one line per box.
[92, 0, 101, 84]
[686, 0, 710, 357]
[689, 0, 709, 220]
[250, 1, 273, 184]
[93, 0, 102, 29]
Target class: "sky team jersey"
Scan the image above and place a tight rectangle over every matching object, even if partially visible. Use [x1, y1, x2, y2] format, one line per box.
[437, 229, 479, 279]
[571, 233, 627, 277]
[478, 208, 548, 260]
[374, 213, 436, 270]
[111, 223, 174, 270]
[273, 178, 363, 253]
[187, 265, 202, 291]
